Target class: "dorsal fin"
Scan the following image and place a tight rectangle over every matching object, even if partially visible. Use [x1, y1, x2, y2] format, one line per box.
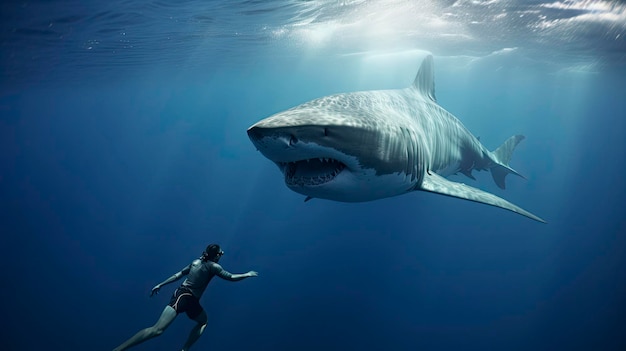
[412, 55, 436, 102]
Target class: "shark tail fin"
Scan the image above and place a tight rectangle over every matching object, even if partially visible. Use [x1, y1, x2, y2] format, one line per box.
[490, 135, 526, 189]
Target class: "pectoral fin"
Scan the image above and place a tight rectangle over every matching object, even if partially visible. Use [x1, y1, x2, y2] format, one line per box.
[419, 172, 546, 223]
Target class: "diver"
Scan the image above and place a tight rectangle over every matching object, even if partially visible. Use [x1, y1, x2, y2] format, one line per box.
[112, 244, 258, 351]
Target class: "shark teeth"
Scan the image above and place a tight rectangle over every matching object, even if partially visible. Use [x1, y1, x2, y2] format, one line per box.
[282, 158, 346, 187]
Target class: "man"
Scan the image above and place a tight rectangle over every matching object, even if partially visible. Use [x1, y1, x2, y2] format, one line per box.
[113, 244, 258, 351]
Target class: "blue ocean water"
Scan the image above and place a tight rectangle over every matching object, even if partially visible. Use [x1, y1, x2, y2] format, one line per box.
[1, 1, 625, 350]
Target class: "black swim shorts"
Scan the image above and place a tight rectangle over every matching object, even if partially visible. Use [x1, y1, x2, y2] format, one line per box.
[168, 287, 204, 319]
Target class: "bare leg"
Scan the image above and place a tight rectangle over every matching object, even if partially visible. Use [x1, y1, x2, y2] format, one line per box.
[181, 310, 208, 351]
[113, 305, 178, 351]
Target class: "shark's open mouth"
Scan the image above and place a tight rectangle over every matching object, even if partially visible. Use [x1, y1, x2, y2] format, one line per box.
[283, 158, 346, 186]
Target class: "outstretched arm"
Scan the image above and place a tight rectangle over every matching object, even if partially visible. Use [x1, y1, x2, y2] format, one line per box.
[214, 264, 258, 282]
[150, 265, 191, 296]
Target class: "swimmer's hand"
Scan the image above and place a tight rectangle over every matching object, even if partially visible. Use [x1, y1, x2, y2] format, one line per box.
[150, 284, 161, 297]
[246, 271, 259, 278]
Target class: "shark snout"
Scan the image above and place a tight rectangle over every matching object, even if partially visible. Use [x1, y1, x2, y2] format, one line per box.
[246, 126, 266, 144]
[247, 126, 297, 149]
[247, 126, 306, 163]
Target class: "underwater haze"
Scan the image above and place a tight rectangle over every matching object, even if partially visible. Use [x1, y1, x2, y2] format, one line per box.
[1, 1, 625, 350]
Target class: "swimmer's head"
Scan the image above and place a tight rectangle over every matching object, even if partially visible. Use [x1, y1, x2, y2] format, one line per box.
[203, 244, 224, 262]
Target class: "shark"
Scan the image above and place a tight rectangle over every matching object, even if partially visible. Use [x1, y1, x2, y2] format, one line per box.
[247, 55, 545, 223]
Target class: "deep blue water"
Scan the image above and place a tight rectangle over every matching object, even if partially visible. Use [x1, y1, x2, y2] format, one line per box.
[1, 1, 625, 350]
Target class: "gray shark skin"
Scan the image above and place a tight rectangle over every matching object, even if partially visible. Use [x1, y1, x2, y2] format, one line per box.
[247, 55, 545, 223]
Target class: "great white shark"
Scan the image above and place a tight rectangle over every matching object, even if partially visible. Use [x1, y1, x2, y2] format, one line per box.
[247, 55, 545, 223]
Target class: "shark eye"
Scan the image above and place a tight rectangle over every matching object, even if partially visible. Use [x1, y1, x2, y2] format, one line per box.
[289, 135, 298, 146]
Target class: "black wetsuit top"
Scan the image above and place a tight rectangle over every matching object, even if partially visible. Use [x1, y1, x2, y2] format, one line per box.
[179, 259, 237, 298]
